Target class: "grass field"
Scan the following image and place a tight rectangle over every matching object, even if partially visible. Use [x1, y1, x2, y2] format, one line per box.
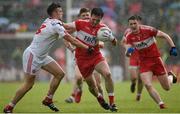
[0, 81, 180, 113]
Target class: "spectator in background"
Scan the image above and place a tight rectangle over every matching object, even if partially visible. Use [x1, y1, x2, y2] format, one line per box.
[11, 46, 23, 81]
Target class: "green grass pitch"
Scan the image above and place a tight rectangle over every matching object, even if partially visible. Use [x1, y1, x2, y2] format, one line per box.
[0, 81, 180, 113]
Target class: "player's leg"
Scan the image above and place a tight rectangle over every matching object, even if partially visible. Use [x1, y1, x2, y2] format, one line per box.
[140, 71, 165, 109]
[157, 74, 171, 91]
[93, 71, 103, 96]
[4, 49, 37, 113]
[154, 57, 177, 91]
[157, 71, 177, 91]
[74, 65, 83, 103]
[65, 65, 83, 103]
[3, 74, 36, 113]
[129, 68, 138, 93]
[136, 74, 143, 101]
[41, 58, 65, 112]
[95, 60, 118, 112]
[84, 74, 109, 110]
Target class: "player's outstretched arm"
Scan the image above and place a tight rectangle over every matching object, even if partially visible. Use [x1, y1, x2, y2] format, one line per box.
[63, 39, 75, 52]
[156, 30, 177, 56]
[156, 30, 175, 47]
[63, 23, 76, 34]
[63, 33, 88, 49]
[63, 33, 94, 54]
[120, 36, 127, 48]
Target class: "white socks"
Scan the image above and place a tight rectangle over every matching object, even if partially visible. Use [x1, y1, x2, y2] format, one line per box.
[108, 93, 114, 96]
[158, 101, 164, 105]
[168, 75, 173, 83]
[9, 102, 15, 107]
[47, 94, 53, 99]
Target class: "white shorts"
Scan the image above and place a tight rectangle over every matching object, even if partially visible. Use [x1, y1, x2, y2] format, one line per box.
[22, 48, 54, 75]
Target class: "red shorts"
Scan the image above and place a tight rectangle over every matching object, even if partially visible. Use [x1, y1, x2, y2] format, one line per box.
[129, 50, 139, 68]
[76, 53, 104, 78]
[139, 57, 166, 76]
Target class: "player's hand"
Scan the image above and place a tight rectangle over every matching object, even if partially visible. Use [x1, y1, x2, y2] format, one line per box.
[111, 38, 117, 46]
[87, 46, 94, 55]
[126, 47, 135, 57]
[170, 47, 177, 56]
[98, 41, 104, 48]
[70, 48, 75, 54]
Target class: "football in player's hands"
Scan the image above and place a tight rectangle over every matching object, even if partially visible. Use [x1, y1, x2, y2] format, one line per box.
[97, 27, 114, 42]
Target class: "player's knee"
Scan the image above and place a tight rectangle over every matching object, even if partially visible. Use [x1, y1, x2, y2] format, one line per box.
[97, 86, 103, 93]
[77, 78, 83, 84]
[131, 75, 137, 81]
[88, 85, 95, 92]
[144, 84, 153, 90]
[162, 85, 170, 91]
[55, 72, 65, 80]
[164, 87, 170, 91]
[103, 72, 112, 79]
[76, 76, 83, 81]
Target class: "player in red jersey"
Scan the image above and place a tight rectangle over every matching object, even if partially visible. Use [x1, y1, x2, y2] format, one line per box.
[121, 15, 143, 101]
[64, 8, 104, 104]
[125, 15, 177, 109]
[3, 3, 93, 113]
[64, 8, 118, 112]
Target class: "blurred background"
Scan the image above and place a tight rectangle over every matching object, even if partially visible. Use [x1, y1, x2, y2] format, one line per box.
[0, 0, 180, 82]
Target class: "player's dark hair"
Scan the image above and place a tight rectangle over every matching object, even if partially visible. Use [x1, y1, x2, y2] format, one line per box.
[47, 3, 61, 16]
[91, 8, 104, 18]
[128, 15, 142, 22]
[134, 15, 142, 21]
[78, 8, 90, 17]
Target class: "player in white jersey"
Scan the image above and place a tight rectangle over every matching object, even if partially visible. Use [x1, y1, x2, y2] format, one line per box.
[3, 3, 93, 113]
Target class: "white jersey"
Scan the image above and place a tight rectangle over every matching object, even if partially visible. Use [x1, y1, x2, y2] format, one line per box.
[28, 18, 66, 57]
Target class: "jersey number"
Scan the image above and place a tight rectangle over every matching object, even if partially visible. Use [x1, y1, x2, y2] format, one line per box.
[35, 24, 46, 34]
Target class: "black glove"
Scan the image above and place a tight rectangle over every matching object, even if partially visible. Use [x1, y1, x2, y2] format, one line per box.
[87, 46, 94, 55]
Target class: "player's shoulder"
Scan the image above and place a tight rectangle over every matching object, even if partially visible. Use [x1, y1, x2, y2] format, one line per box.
[76, 19, 89, 23]
[140, 25, 155, 31]
[123, 28, 133, 38]
[45, 18, 63, 27]
[99, 23, 107, 27]
[124, 28, 132, 37]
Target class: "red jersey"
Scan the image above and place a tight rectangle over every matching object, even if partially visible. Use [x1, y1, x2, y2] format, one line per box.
[126, 25, 160, 59]
[123, 28, 139, 66]
[74, 19, 105, 58]
[124, 28, 131, 38]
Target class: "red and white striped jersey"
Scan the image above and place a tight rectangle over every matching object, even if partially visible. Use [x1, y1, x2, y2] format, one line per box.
[126, 25, 160, 58]
[72, 19, 106, 57]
